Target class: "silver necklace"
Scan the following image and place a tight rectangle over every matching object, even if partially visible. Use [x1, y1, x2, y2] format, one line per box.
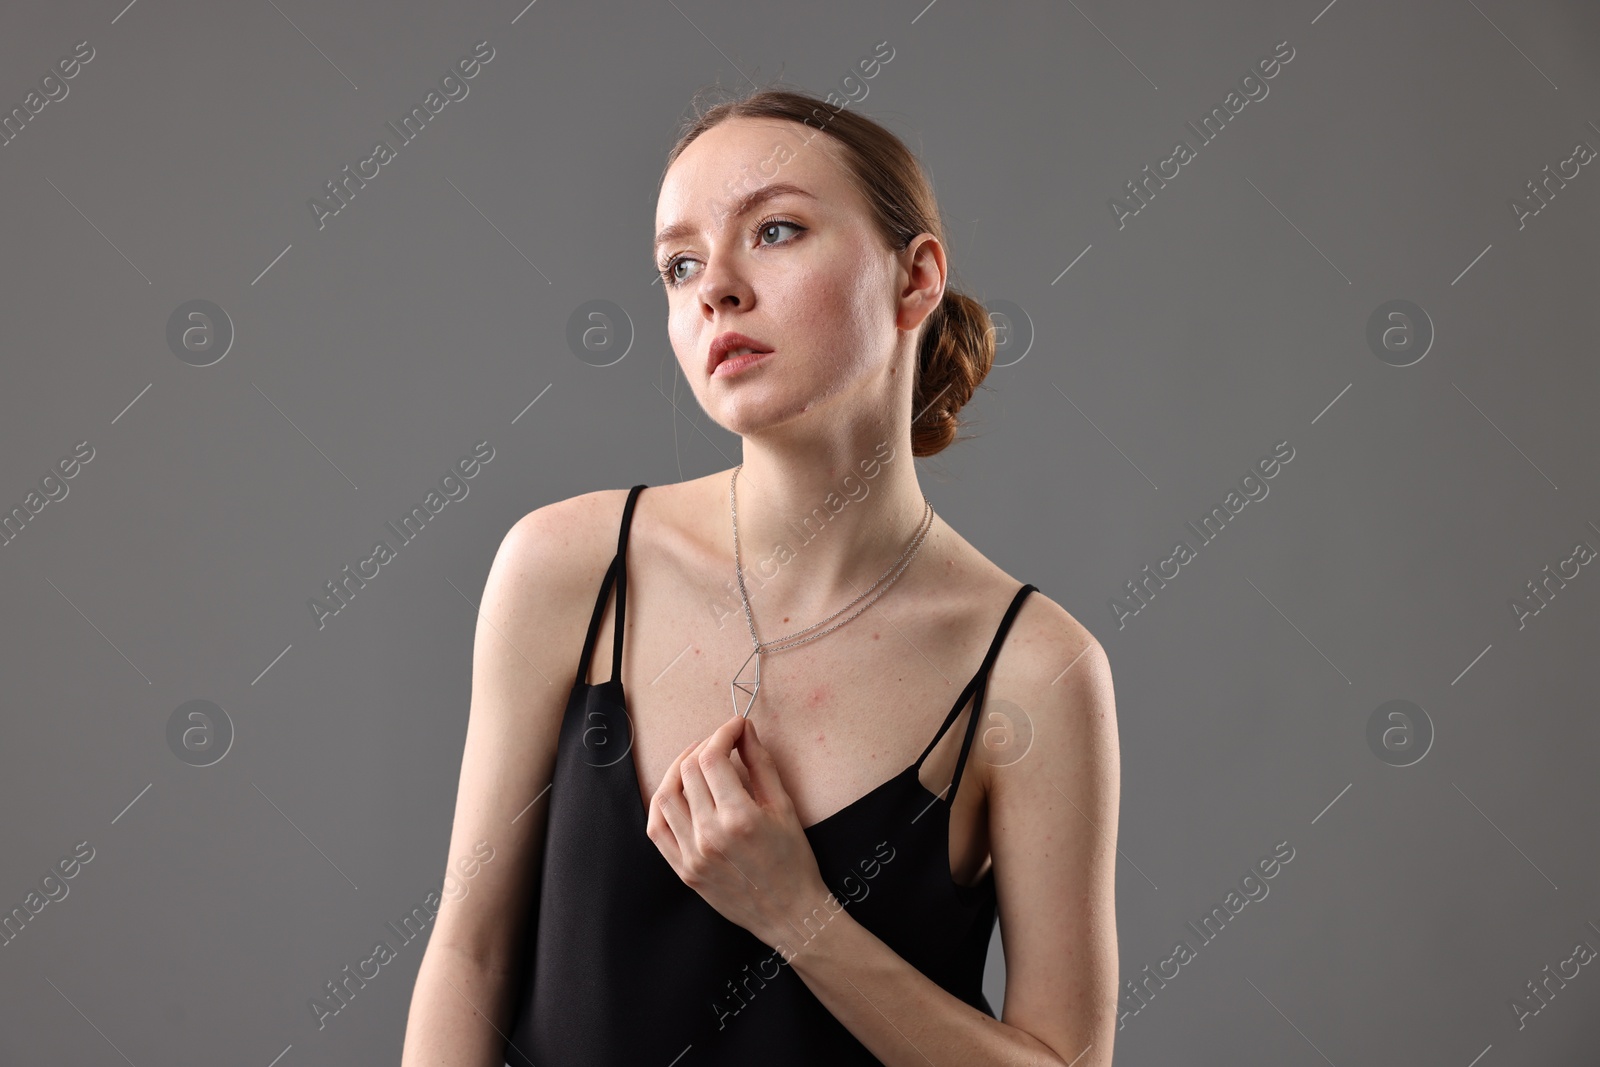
[729, 463, 934, 718]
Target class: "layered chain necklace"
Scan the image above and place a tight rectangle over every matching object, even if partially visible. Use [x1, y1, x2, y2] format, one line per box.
[728, 462, 934, 719]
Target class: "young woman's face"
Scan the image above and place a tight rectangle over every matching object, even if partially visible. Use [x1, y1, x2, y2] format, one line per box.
[653, 116, 911, 440]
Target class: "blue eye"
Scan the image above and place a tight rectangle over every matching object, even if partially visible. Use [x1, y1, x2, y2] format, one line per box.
[658, 217, 806, 289]
[756, 219, 803, 246]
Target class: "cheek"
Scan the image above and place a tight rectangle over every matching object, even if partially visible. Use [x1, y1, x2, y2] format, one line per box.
[786, 271, 878, 370]
[833, 248, 897, 346]
[667, 310, 698, 369]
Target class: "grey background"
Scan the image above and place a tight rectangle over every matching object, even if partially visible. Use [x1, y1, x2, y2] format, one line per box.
[2, 0, 1597, 1063]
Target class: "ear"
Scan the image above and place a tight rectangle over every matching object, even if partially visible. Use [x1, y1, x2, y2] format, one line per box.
[896, 232, 946, 334]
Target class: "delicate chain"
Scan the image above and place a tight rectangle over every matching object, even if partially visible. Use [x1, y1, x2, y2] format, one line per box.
[730, 463, 934, 656]
[751, 505, 933, 653]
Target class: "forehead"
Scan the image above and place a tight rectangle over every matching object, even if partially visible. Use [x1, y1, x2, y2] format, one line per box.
[654, 117, 852, 237]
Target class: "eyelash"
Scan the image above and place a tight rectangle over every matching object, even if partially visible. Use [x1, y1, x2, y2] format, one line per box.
[657, 217, 806, 289]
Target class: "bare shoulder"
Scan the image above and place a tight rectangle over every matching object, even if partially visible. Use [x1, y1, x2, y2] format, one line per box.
[973, 579, 1118, 796]
[1000, 586, 1114, 700]
[490, 488, 638, 619]
[501, 486, 633, 573]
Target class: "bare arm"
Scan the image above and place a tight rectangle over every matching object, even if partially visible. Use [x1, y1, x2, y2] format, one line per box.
[986, 620, 1119, 1064]
[401, 493, 616, 1066]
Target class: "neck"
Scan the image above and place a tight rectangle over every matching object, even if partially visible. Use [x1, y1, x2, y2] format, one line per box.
[722, 431, 934, 637]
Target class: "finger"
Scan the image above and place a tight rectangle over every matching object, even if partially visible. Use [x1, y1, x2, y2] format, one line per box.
[679, 750, 716, 822]
[698, 748, 756, 819]
[657, 772, 695, 854]
[651, 740, 698, 851]
[730, 748, 753, 790]
[694, 713, 745, 767]
[658, 739, 698, 794]
[698, 717, 755, 813]
[734, 716, 784, 802]
[648, 795, 683, 867]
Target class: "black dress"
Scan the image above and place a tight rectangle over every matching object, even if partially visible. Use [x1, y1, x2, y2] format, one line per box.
[502, 483, 1037, 1065]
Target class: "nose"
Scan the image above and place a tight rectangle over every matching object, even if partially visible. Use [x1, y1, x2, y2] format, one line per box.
[696, 248, 751, 312]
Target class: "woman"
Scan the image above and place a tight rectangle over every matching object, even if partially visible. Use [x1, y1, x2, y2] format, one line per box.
[402, 86, 1120, 1066]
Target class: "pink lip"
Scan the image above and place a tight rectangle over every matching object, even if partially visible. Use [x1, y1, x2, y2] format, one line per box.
[707, 331, 774, 375]
[711, 349, 775, 377]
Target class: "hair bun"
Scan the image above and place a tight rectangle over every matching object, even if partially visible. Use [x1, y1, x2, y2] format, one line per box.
[912, 289, 994, 457]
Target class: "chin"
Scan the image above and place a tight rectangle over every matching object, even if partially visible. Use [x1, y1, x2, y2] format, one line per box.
[711, 391, 816, 439]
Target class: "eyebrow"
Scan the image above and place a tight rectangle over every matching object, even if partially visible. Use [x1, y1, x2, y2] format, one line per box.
[653, 181, 819, 258]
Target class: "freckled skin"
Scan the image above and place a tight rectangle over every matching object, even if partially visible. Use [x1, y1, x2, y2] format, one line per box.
[656, 116, 907, 442]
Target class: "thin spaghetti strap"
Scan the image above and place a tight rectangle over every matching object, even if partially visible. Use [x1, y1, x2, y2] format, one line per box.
[570, 485, 649, 690]
[573, 556, 619, 690]
[914, 583, 1036, 802]
[609, 484, 647, 684]
[949, 583, 1034, 804]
